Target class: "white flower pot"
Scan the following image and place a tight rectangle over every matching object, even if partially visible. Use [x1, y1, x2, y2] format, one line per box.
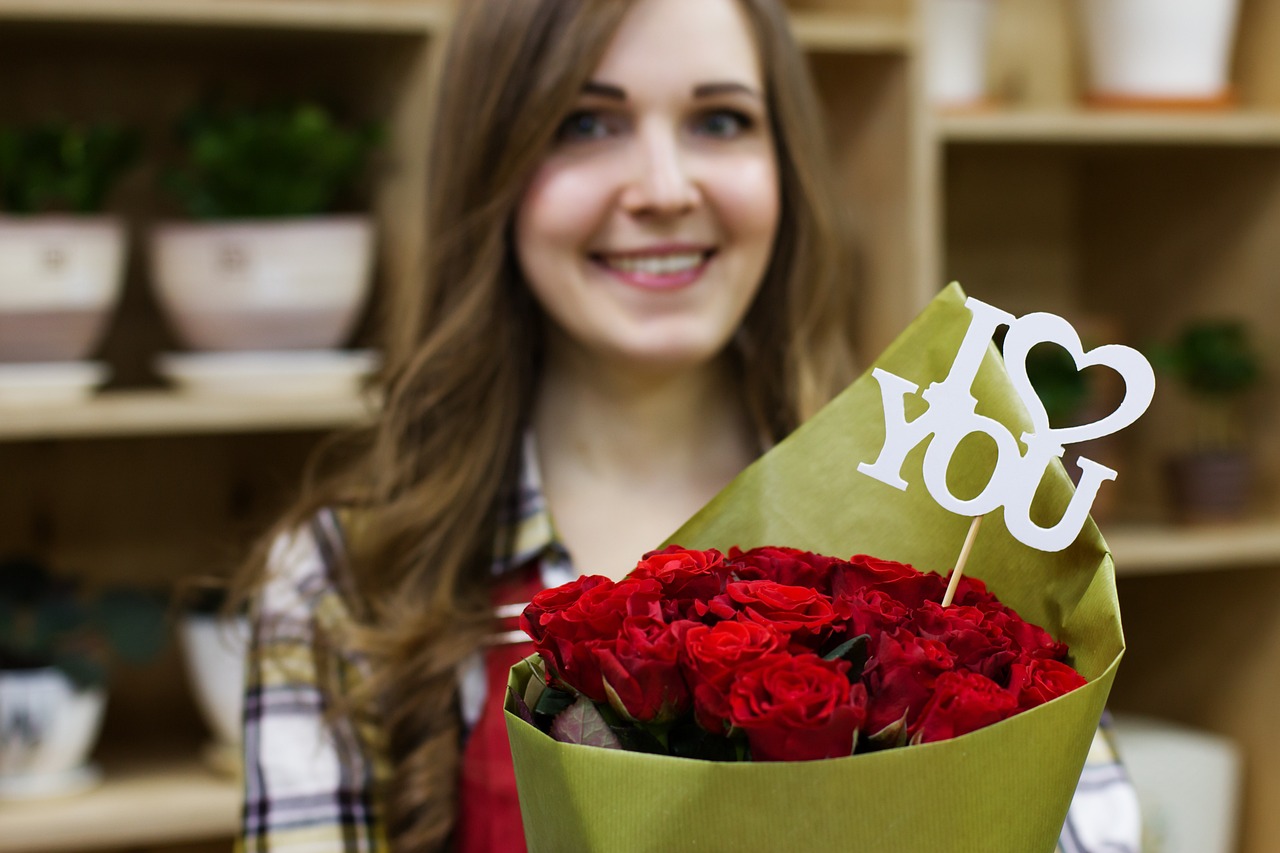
[0, 668, 107, 799]
[148, 216, 374, 351]
[924, 0, 996, 108]
[0, 216, 126, 362]
[1078, 0, 1242, 104]
[178, 614, 249, 749]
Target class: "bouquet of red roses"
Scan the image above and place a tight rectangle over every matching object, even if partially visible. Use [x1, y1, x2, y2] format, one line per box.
[504, 285, 1124, 853]
[518, 545, 1086, 762]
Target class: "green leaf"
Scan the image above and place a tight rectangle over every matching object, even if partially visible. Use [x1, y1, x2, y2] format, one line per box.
[94, 588, 168, 665]
[508, 685, 536, 727]
[859, 713, 908, 753]
[533, 683, 576, 727]
[822, 633, 870, 679]
[548, 696, 623, 749]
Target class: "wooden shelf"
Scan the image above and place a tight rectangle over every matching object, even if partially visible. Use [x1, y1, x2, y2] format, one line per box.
[0, 0, 448, 32]
[0, 390, 377, 441]
[0, 754, 238, 853]
[937, 109, 1280, 146]
[789, 12, 912, 53]
[1108, 522, 1280, 576]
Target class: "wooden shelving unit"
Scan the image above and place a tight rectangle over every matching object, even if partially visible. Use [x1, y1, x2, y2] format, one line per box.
[5, 0, 1280, 851]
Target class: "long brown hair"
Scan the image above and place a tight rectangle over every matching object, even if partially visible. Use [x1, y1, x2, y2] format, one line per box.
[236, 1, 856, 850]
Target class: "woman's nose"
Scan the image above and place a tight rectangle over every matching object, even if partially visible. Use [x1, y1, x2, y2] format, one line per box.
[619, 127, 700, 217]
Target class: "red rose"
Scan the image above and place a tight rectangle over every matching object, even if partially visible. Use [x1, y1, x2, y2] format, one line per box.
[722, 580, 839, 638]
[629, 545, 728, 612]
[726, 546, 841, 594]
[831, 554, 946, 609]
[530, 577, 664, 701]
[910, 670, 1018, 744]
[521, 574, 612, 644]
[593, 616, 692, 724]
[1006, 658, 1086, 711]
[728, 653, 867, 761]
[681, 618, 785, 733]
[864, 628, 956, 736]
[986, 608, 1068, 662]
[910, 601, 1017, 683]
[835, 586, 911, 643]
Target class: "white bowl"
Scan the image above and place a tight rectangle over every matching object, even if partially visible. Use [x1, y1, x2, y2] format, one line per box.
[0, 668, 107, 795]
[179, 614, 249, 748]
[149, 216, 374, 351]
[0, 216, 127, 362]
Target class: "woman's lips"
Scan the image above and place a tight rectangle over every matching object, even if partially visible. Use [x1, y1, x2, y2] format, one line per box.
[593, 248, 716, 290]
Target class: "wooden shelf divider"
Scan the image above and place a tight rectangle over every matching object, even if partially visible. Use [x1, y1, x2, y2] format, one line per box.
[937, 109, 1280, 146]
[789, 12, 913, 52]
[1108, 522, 1280, 576]
[0, 754, 239, 853]
[0, 390, 377, 442]
[0, 0, 448, 32]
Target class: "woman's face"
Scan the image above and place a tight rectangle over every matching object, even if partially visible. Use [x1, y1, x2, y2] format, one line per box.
[515, 0, 779, 372]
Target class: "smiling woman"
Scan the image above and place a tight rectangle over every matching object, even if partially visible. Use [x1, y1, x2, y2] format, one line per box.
[230, 2, 1136, 853]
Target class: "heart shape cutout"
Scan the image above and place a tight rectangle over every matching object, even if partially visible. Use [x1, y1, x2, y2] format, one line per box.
[1002, 312, 1155, 450]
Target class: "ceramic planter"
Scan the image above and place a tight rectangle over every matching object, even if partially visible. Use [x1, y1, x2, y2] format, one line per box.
[1167, 449, 1251, 523]
[148, 216, 374, 352]
[0, 668, 107, 799]
[1078, 0, 1242, 105]
[924, 0, 996, 108]
[0, 216, 126, 363]
[178, 613, 248, 773]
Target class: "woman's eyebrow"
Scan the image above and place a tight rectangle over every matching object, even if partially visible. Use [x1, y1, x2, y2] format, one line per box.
[582, 80, 627, 100]
[693, 82, 762, 100]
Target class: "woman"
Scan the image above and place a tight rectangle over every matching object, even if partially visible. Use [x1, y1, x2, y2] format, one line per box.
[236, 1, 1139, 852]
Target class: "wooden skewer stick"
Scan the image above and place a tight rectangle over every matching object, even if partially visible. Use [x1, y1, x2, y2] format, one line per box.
[942, 515, 984, 608]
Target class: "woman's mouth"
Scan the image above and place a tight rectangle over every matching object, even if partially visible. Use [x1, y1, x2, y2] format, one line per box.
[593, 248, 716, 290]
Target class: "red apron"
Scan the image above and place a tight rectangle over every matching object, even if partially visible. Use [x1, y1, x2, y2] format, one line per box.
[455, 566, 542, 853]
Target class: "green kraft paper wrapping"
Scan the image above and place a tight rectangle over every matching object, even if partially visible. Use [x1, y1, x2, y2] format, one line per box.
[505, 283, 1123, 853]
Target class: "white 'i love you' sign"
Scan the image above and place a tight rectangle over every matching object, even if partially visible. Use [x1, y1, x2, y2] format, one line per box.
[858, 295, 1156, 557]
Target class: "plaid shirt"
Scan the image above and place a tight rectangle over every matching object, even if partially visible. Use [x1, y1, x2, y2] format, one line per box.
[239, 442, 1141, 853]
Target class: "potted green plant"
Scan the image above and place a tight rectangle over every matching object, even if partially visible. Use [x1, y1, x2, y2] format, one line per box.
[0, 556, 167, 799]
[0, 120, 137, 396]
[148, 100, 381, 370]
[1151, 321, 1261, 522]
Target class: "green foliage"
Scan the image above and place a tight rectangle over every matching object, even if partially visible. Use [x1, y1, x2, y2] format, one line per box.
[164, 101, 381, 219]
[0, 556, 168, 688]
[0, 120, 139, 214]
[1150, 321, 1261, 399]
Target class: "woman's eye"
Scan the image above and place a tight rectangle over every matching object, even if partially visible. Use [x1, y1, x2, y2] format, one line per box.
[695, 109, 753, 138]
[554, 111, 613, 143]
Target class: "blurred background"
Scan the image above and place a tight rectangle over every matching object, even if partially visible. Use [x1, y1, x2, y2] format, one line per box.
[0, 1, 1275, 852]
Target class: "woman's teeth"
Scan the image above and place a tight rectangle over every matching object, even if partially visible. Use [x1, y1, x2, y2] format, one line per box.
[603, 252, 706, 275]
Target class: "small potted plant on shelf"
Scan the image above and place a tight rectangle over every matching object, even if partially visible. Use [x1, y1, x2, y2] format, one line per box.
[174, 581, 248, 777]
[0, 555, 167, 800]
[1151, 320, 1262, 523]
[148, 100, 381, 397]
[0, 120, 138, 401]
